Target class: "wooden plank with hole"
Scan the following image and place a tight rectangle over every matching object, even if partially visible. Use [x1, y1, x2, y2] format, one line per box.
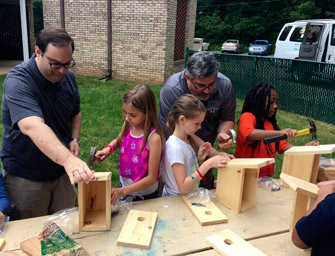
[78, 172, 112, 232]
[216, 158, 275, 213]
[117, 210, 157, 250]
[207, 229, 267, 256]
[182, 196, 228, 226]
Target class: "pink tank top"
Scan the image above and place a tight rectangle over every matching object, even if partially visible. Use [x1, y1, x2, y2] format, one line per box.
[119, 127, 158, 182]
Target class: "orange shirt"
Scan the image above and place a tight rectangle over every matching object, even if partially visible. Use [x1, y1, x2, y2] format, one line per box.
[234, 112, 288, 177]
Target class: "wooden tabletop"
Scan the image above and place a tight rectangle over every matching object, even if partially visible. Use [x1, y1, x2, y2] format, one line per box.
[3, 185, 299, 255]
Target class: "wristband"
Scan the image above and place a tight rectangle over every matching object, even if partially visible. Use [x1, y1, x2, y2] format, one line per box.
[104, 145, 114, 155]
[196, 169, 206, 181]
[189, 174, 199, 185]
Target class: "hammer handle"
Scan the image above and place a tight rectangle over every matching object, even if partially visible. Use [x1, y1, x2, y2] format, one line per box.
[296, 128, 310, 137]
[263, 134, 287, 145]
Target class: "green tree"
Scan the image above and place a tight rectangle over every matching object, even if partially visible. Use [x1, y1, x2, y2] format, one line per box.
[33, 0, 43, 37]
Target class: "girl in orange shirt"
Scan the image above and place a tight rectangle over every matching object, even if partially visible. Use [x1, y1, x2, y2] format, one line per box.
[234, 83, 318, 177]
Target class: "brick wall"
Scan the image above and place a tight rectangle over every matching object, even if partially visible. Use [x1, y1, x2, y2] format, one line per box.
[43, 0, 197, 84]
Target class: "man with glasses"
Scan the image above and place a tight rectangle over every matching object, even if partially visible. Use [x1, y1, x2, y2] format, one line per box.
[1, 28, 94, 220]
[159, 51, 236, 189]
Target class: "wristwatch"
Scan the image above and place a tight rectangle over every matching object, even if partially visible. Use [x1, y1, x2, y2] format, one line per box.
[72, 138, 80, 145]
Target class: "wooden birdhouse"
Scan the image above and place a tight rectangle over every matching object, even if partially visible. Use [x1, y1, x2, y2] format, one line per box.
[216, 158, 275, 213]
[78, 172, 112, 231]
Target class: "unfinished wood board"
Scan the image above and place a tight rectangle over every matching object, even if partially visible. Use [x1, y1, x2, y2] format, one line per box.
[182, 196, 228, 226]
[117, 210, 157, 250]
[0, 238, 5, 251]
[290, 193, 309, 232]
[284, 144, 335, 155]
[225, 158, 275, 168]
[79, 172, 111, 232]
[280, 173, 318, 198]
[20, 237, 41, 256]
[207, 229, 267, 256]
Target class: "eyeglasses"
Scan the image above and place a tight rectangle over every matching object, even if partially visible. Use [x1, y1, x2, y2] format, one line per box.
[190, 78, 218, 91]
[42, 53, 76, 70]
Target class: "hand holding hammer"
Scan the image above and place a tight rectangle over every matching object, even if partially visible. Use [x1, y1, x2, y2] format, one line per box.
[263, 119, 317, 145]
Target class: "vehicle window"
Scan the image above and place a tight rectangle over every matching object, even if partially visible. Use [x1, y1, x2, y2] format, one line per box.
[226, 40, 237, 43]
[289, 25, 306, 42]
[331, 24, 335, 46]
[305, 24, 323, 44]
[279, 26, 292, 41]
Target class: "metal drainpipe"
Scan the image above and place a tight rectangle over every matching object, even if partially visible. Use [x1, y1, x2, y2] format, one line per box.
[100, 0, 112, 80]
[60, 0, 65, 29]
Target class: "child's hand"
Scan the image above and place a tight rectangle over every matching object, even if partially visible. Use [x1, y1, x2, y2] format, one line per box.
[95, 148, 110, 162]
[305, 141, 319, 146]
[207, 155, 230, 169]
[198, 142, 212, 164]
[111, 187, 126, 206]
[280, 128, 297, 140]
[217, 132, 233, 150]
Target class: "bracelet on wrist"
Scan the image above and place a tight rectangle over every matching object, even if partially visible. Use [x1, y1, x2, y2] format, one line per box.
[189, 174, 199, 185]
[196, 169, 206, 181]
[104, 144, 114, 156]
[72, 138, 80, 145]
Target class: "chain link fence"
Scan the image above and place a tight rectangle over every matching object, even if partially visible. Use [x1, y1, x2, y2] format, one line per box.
[185, 48, 335, 124]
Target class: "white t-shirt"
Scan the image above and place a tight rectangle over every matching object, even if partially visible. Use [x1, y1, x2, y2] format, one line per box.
[162, 136, 199, 196]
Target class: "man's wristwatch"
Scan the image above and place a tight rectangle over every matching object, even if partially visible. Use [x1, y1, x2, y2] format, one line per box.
[72, 138, 80, 145]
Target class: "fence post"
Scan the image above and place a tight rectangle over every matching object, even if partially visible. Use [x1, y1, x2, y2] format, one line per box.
[252, 56, 258, 86]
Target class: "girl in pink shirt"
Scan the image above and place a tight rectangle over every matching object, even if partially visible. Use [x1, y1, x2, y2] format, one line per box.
[95, 84, 164, 205]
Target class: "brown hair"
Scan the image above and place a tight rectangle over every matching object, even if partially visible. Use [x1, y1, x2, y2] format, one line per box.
[120, 84, 164, 152]
[36, 28, 75, 53]
[167, 94, 206, 151]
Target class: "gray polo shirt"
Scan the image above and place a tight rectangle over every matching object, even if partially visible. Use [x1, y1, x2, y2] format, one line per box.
[0, 54, 80, 181]
[159, 69, 236, 144]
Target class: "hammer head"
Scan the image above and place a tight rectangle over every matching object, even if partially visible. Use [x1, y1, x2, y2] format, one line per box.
[308, 118, 317, 140]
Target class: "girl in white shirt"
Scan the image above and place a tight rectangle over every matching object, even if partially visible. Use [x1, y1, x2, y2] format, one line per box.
[162, 94, 228, 196]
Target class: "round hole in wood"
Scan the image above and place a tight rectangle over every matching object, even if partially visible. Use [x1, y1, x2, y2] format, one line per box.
[148, 226, 152, 229]
[205, 211, 212, 215]
[85, 221, 92, 225]
[137, 217, 145, 221]
[224, 239, 233, 245]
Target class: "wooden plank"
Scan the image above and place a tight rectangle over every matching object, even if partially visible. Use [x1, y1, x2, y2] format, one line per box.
[225, 158, 275, 168]
[284, 144, 335, 155]
[207, 229, 266, 256]
[0, 238, 5, 251]
[182, 196, 228, 226]
[280, 173, 318, 198]
[290, 193, 309, 232]
[91, 172, 112, 181]
[117, 210, 157, 250]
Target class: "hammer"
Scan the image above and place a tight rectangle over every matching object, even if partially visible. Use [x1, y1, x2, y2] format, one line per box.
[263, 119, 317, 145]
[89, 146, 97, 170]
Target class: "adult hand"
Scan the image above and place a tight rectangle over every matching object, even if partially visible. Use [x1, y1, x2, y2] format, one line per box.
[111, 187, 126, 206]
[316, 180, 335, 201]
[95, 148, 111, 162]
[69, 140, 80, 156]
[280, 128, 297, 140]
[198, 142, 212, 164]
[217, 132, 233, 150]
[64, 156, 95, 185]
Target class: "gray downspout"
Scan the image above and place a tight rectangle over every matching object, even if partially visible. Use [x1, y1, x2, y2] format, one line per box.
[100, 0, 112, 81]
[60, 0, 65, 29]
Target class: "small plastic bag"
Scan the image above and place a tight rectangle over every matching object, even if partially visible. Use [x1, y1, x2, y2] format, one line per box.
[319, 157, 335, 168]
[258, 177, 282, 192]
[111, 195, 133, 216]
[185, 187, 211, 204]
[43, 208, 79, 235]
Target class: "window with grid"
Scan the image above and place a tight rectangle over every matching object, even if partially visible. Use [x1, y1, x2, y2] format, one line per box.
[174, 0, 188, 61]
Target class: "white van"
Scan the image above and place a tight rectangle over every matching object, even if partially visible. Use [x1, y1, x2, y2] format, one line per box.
[274, 19, 335, 63]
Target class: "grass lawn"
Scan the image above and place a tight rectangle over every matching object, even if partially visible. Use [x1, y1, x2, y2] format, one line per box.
[0, 74, 334, 188]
